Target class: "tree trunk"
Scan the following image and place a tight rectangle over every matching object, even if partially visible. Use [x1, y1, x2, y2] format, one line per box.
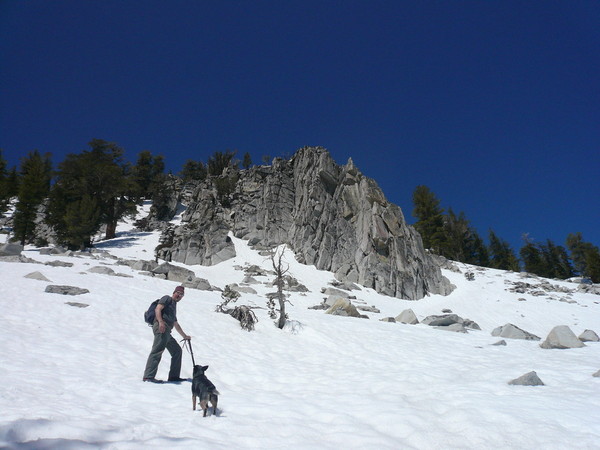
[105, 220, 117, 240]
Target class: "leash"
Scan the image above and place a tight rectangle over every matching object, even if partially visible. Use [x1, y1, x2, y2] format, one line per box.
[181, 338, 196, 366]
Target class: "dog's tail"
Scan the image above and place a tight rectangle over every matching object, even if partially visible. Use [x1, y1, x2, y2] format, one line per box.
[212, 389, 221, 396]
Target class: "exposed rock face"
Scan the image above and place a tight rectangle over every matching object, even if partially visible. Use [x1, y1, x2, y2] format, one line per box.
[159, 147, 454, 300]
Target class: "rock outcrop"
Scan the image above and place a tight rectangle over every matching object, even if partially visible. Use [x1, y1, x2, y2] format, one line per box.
[157, 147, 454, 300]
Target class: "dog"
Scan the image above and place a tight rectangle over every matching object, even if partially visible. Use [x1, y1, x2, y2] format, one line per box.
[192, 365, 220, 417]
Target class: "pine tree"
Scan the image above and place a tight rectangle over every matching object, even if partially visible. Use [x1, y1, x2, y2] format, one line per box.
[0, 150, 8, 214]
[489, 230, 520, 271]
[566, 233, 592, 276]
[242, 152, 252, 170]
[132, 151, 165, 199]
[180, 160, 207, 181]
[585, 247, 600, 283]
[520, 238, 545, 276]
[12, 151, 52, 245]
[464, 229, 490, 267]
[62, 195, 101, 250]
[208, 150, 237, 176]
[47, 139, 138, 249]
[412, 185, 448, 254]
[566, 233, 600, 282]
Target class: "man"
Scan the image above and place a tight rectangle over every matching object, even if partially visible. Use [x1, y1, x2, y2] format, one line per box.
[143, 285, 191, 383]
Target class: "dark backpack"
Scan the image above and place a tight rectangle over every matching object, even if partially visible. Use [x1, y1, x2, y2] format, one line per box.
[144, 299, 160, 326]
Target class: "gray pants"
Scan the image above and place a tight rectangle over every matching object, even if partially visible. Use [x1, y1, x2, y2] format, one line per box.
[143, 321, 182, 380]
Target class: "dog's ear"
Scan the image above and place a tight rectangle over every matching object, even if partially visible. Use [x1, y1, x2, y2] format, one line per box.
[202, 365, 209, 371]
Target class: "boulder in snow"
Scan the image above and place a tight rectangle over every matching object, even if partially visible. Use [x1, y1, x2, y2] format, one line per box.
[395, 309, 419, 325]
[0, 242, 23, 257]
[578, 329, 599, 342]
[325, 298, 365, 318]
[491, 324, 540, 341]
[540, 325, 585, 349]
[24, 271, 51, 282]
[508, 371, 545, 386]
[45, 285, 90, 296]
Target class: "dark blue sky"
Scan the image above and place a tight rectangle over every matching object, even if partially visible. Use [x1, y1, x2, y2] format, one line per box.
[1, 1, 599, 252]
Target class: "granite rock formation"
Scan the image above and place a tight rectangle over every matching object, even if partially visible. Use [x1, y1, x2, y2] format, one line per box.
[156, 147, 454, 300]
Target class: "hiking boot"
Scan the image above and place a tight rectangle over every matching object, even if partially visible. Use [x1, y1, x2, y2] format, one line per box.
[167, 377, 187, 382]
[143, 377, 164, 383]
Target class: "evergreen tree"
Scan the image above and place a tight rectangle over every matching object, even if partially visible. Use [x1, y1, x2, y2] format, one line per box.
[6, 167, 20, 199]
[62, 195, 101, 250]
[132, 150, 165, 199]
[12, 151, 52, 245]
[180, 160, 207, 182]
[566, 233, 593, 275]
[242, 152, 252, 170]
[208, 150, 237, 176]
[488, 230, 520, 271]
[585, 247, 600, 283]
[0, 150, 8, 214]
[566, 233, 600, 281]
[412, 185, 448, 254]
[520, 238, 545, 276]
[444, 208, 470, 261]
[47, 139, 138, 249]
[463, 228, 490, 267]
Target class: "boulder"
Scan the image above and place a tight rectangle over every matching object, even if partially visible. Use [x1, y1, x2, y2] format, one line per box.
[325, 298, 363, 318]
[395, 309, 419, 325]
[65, 302, 89, 308]
[229, 284, 258, 295]
[540, 325, 585, 349]
[0, 242, 23, 256]
[44, 260, 74, 268]
[579, 329, 599, 342]
[491, 324, 541, 341]
[24, 271, 51, 282]
[380, 317, 396, 323]
[422, 314, 463, 327]
[508, 371, 545, 386]
[491, 340, 507, 346]
[132, 260, 159, 272]
[88, 266, 116, 275]
[593, 370, 600, 378]
[45, 285, 89, 296]
[183, 277, 213, 291]
[435, 323, 468, 333]
[152, 262, 196, 283]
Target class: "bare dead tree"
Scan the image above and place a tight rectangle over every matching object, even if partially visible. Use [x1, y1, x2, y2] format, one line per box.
[268, 247, 292, 329]
[216, 284, 257, 331]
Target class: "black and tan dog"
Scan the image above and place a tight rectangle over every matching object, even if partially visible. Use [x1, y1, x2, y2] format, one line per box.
[192, 365, 220, 416]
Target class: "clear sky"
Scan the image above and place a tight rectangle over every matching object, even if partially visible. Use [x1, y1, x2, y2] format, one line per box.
[1, 1, 599, 252]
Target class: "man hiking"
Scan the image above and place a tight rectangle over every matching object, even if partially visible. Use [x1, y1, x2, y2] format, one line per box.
[143, 286, 191, 383]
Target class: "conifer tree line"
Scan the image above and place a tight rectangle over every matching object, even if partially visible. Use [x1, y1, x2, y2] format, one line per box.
[1, 144, 598, 282]
[411, 185, 600, 282]
[0, 141, 253, 251]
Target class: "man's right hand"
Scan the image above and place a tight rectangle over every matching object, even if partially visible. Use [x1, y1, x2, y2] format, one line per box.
[158, 321, 166, 333]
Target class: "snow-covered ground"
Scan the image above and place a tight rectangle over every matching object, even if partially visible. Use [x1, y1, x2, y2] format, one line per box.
[1, 205, 599, 449]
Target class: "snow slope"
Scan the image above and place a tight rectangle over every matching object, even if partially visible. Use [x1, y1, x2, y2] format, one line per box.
[1, 205, 599, 449]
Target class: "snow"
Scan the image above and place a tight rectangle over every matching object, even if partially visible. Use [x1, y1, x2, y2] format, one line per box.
[1, 205, 600, 449]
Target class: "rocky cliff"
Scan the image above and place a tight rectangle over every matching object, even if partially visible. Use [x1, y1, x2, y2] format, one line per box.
[154, 147, 454, 300]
